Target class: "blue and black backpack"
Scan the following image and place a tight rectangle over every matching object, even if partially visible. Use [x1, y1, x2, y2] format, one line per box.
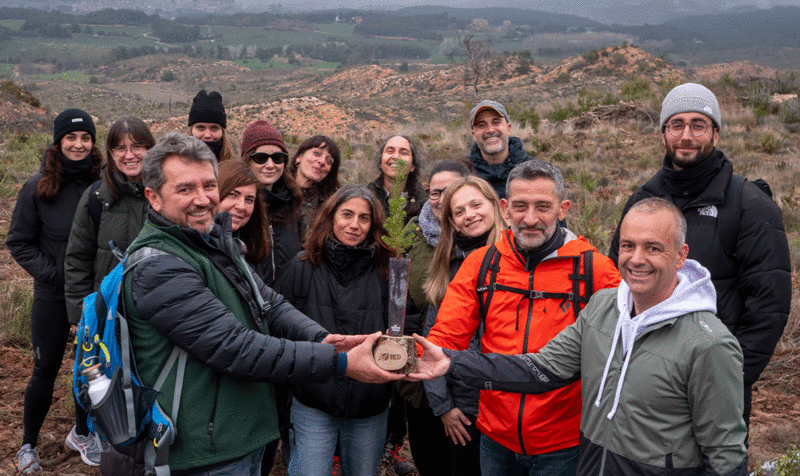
[72, 247, 186, 476]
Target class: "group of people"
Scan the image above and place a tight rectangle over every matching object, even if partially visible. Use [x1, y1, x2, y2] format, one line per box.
[9, 82, 790, 476]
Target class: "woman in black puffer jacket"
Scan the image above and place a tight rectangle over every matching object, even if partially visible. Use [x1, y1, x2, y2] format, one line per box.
[275, 184, 393, 476]
[8, 109, 103, 473]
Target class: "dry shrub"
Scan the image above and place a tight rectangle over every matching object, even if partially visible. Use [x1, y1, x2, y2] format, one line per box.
[0, 278, 34, 347]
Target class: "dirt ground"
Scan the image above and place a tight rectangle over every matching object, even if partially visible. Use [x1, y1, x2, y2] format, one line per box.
[0, 343, 798, 475]
[0, 341, 416, 476]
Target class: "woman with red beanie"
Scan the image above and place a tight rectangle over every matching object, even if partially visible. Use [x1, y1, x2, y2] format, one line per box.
[240, 120, 302, 286]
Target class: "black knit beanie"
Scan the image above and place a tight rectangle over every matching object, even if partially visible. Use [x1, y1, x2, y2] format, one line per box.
[53, 108, 96, 145]
[188, 90, 227, 128]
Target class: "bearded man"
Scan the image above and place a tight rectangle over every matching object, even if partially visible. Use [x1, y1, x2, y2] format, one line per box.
[609, 82, 791, 431]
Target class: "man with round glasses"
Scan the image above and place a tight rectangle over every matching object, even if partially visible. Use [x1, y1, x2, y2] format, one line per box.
[609, 82, 791, 432]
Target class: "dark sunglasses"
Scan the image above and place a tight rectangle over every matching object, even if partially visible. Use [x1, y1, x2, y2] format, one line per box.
[250, 151, 288, 165]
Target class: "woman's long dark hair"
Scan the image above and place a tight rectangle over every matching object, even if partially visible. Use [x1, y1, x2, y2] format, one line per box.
[105, 117, 155, 200]
[218, 160, 270, 264]
[37, 143, 103, 202]
[302, 184, 392, 276]
[290, 135, 341, 199]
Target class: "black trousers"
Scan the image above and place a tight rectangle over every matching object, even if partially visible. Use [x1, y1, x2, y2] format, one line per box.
[22, 297, 89, 447]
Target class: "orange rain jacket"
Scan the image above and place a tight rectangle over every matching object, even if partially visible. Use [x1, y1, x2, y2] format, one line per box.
[428, 229, 621, 455]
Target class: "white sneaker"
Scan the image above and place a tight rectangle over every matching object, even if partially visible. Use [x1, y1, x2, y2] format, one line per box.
[16, 443, 41, 474]
[65, 426, 102, 466]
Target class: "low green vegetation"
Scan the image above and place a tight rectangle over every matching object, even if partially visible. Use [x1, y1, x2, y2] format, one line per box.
[753, 446, 800, 476]
[0, 280, 34, 347]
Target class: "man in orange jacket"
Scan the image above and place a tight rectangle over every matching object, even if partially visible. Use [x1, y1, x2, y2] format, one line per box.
[427, 160, 621, 476]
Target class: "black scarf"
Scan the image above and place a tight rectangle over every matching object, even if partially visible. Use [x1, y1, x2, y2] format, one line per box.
[453, 230, 491, 256]
[661, 149, 724, 200]
[262, 181, 291, 207]
[515, 223, 565, 271]
[324, 239, 376, 284]
[204, 139, 224, 160]
[58, 154, 94, 180]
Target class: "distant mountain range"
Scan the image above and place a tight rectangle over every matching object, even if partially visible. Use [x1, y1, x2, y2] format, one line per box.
[264, 0, 799, 26]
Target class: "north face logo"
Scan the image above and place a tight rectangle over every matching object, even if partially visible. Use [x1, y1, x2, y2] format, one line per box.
[698, 205, 718, 218]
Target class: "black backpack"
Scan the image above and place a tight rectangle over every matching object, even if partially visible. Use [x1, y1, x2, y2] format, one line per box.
[475, 243, 594, 322]
[716, 175, 773, 260]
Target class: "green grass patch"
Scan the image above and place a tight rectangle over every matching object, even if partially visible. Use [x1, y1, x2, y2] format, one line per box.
[0, 63, 14, 77]
[235, 58, 285, 71]
[310, 61, 339, 70]
[23, 70, 90, 82]
[0, 132, 51, 198]
[0, 19, 25, 31]
[316, 23, 355, 36]
[0, 279, 34, 347]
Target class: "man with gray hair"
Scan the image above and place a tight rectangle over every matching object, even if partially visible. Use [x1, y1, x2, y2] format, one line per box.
[123, 132, 400, 474]
[468, 99, 536, 199]
[426, 160, 621, 476]
[609, 82, 791, 429]
[414, 197, 749, 476]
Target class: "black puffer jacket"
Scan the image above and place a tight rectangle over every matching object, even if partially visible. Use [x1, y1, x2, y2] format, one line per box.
[275, 240, 391, 419]
[262, 184, 301, 286]
[609, 152, 791, 387]
[7, 162, 96, 301]
[125, 210, 339, 470]
[468, 136, 535, 200]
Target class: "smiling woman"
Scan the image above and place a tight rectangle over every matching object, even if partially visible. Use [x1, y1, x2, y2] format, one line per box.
[217, 160, 270, 274]
[240, 120, 302, 287]
[274, 184, 394, 476]
[8, 108, 103, 473]
[367, 135, 427, 225]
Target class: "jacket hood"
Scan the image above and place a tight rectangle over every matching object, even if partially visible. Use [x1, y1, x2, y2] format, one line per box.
[595, 259, 716, 420]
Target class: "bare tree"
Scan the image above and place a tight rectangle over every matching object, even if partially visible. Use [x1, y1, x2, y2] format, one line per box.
[462, 35, 495, 96]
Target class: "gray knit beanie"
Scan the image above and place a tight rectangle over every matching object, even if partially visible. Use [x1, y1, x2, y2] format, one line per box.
[660, 83, 721, 131]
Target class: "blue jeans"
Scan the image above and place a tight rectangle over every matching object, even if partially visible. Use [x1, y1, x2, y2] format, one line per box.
[288, 397, 389, 476]
[480, 433, 578, 476]
[187, 446, 263, 476]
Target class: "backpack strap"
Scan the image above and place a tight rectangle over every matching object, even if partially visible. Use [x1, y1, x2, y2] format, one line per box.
[567, 251, 593, 319]
[476, 247, 596, 322]
[88, 180, 103, 228]
[717, 175, 745, 260]
[123, 247, 188, 476]
[476, 244, 500, 322]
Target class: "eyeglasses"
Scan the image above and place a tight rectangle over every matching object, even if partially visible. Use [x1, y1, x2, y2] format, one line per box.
[665, 120, 712, 137]
[427, 188, 446, 201]
[250, 151, 288, 165]
[112, 144, 146, 155]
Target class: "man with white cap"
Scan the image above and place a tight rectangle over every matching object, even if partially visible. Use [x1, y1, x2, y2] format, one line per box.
[468, 100, 536, 199]
[609, 82, 791, 429]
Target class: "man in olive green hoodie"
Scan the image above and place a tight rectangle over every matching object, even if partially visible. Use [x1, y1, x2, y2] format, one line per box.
[412, 198, 748, 476]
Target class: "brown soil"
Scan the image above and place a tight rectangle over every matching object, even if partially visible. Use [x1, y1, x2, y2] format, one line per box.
[0, 341, 796, 474]
[0, 342, 412, 475]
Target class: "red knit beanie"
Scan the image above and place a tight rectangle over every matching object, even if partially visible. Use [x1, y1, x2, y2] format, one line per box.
[240, 120, 287, 157]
